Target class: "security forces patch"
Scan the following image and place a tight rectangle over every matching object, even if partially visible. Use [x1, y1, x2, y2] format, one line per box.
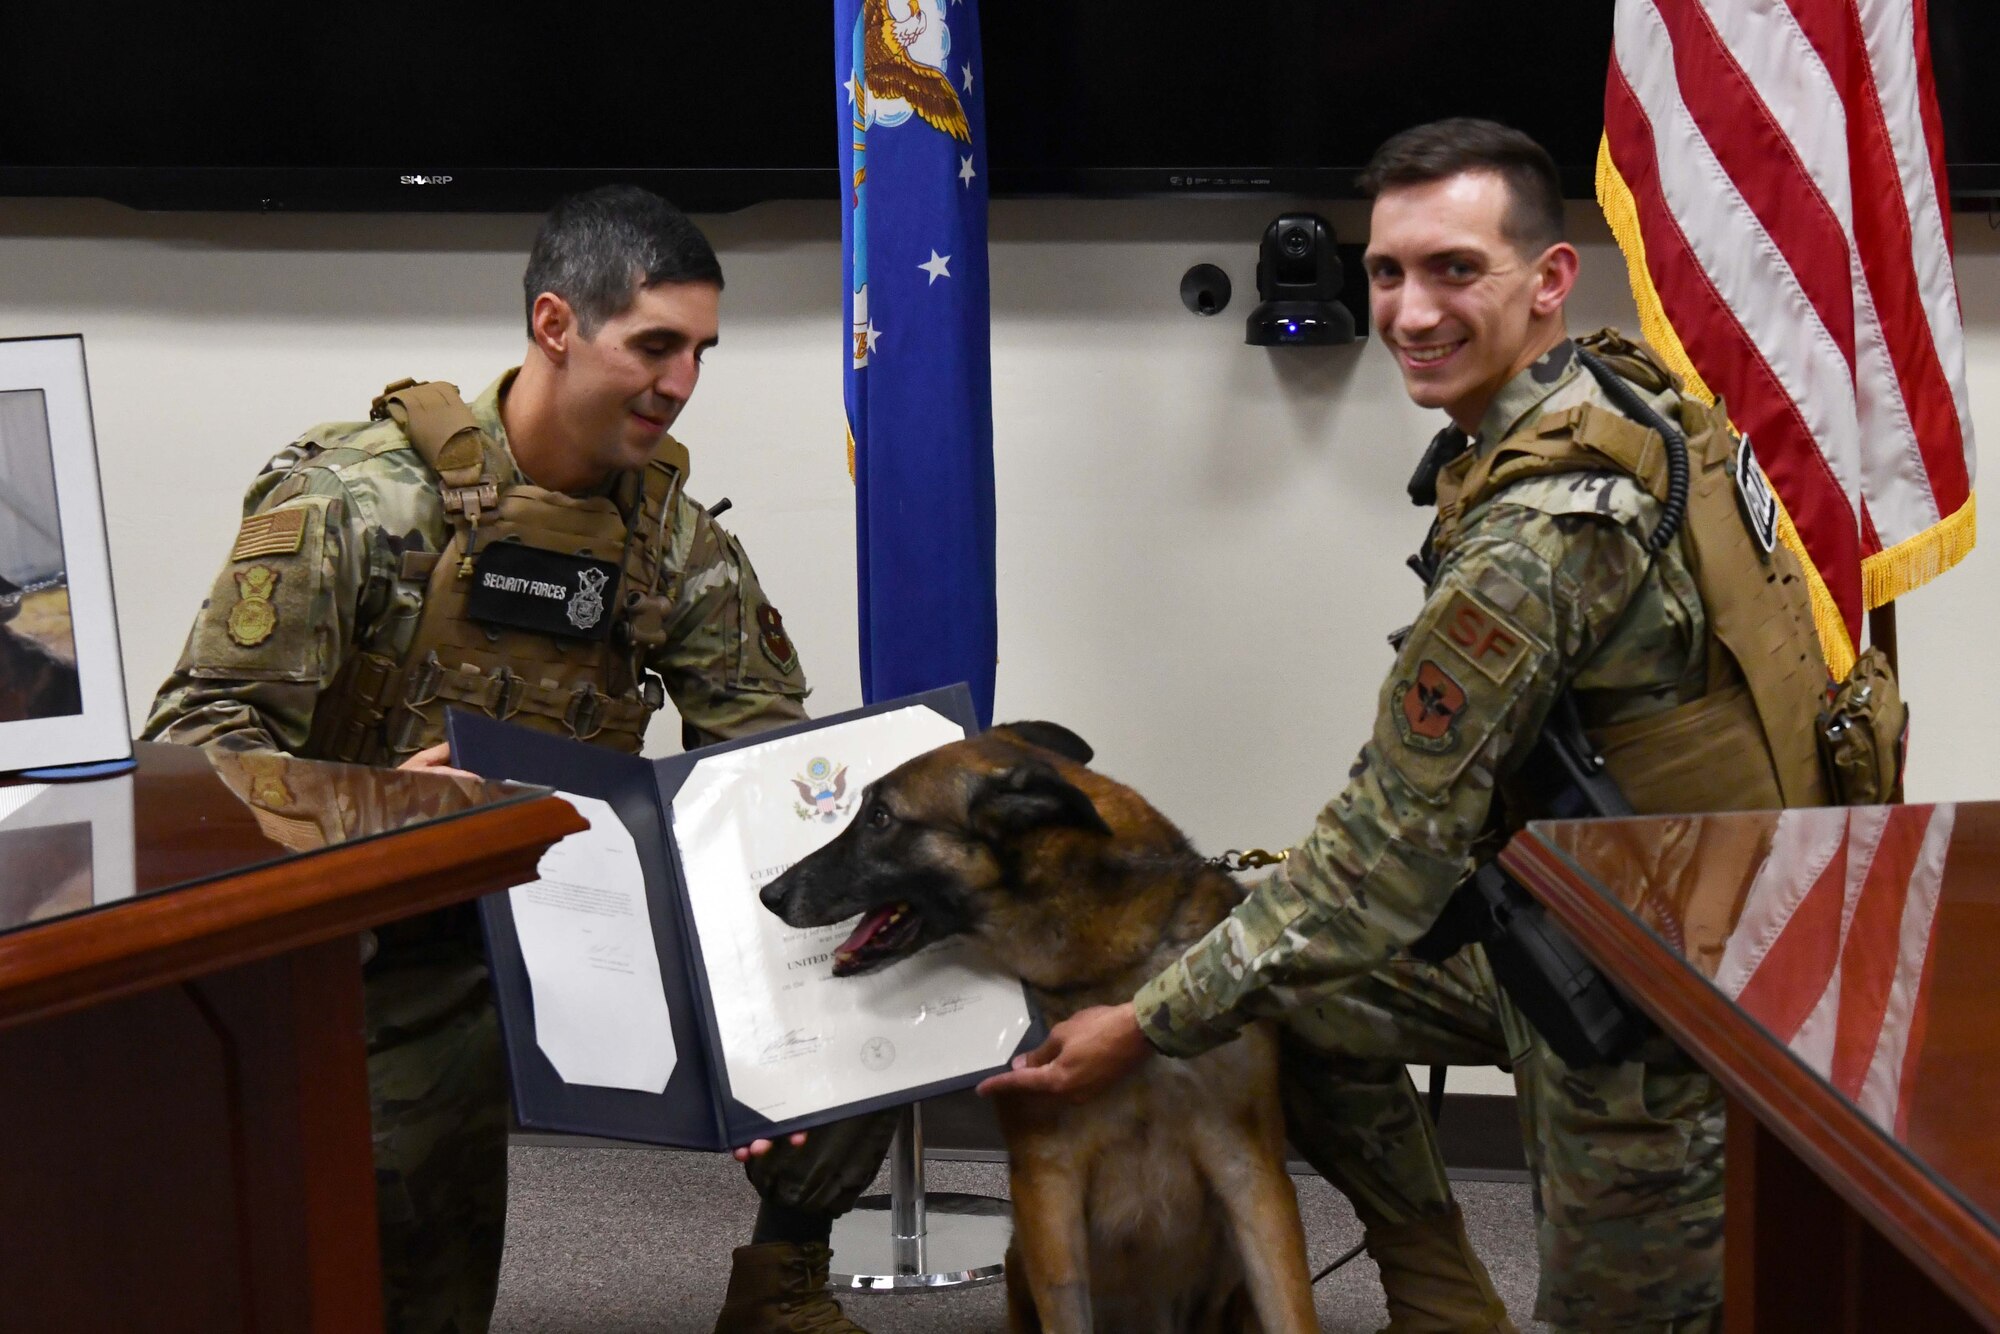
[1437, 588, 1532, 685]
[241, 752, 292, 808]
[1397, 660, 1468, 752]
[466, 541, 622, 642]
[227, 565, 281, 646]
[757, 604, 798, 673]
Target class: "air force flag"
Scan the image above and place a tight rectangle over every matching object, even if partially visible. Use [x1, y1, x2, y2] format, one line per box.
[839, 0, 996, 727]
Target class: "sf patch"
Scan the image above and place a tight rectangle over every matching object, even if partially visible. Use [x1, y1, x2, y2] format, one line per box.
[227, 564, 281, 646]
[1437, 587, 1532, 685]
[1397, 660, 1468, 752]
[757, 603, 798, 673]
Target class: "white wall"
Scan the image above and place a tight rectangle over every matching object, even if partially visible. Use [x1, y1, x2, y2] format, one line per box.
[2, 195, 1994, 1097]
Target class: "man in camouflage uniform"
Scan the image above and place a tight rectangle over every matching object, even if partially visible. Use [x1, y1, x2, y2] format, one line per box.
[979, 121, 1811, 1332]
[146, 186, 896, 1334]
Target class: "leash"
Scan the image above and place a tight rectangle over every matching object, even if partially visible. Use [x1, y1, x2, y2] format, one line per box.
[1205, 846, 1289, 873]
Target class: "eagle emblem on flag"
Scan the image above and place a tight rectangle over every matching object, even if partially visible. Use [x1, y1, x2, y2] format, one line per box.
[846, 0, 972, 369]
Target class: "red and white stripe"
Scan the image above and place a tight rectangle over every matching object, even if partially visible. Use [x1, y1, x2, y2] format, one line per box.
[1714, 804, 1952, 1133]
[1603, 0, 1975, 647]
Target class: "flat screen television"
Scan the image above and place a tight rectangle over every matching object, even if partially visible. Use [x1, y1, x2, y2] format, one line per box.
[1, 2, 1993, 211]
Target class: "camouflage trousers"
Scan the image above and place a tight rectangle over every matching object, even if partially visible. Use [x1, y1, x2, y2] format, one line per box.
[741, 1106, 902, 1216]
[366, 934, 509, 1334]
[364, 927, 900, 1334]
[1279, 944, 1724, 1333]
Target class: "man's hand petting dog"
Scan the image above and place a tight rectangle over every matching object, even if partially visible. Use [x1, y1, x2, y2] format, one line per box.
[976, 1001, 1151, 1102]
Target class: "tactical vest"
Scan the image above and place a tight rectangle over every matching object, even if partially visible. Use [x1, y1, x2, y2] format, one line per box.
[306, 379, 688, 764]
[1433, 331, 1832, 820]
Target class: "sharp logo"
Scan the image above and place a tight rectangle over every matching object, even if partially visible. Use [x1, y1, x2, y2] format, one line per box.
[399, 174, 454, 186]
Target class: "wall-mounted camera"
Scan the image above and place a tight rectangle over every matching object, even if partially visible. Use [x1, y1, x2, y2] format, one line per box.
[1245, 212, 1360, 346]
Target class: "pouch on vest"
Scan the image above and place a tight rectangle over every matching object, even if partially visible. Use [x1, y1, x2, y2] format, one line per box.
[1818, 646, 1908, 805]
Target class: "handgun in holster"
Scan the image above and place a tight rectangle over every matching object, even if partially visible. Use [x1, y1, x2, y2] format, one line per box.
[1409, 696, 1655, 1068]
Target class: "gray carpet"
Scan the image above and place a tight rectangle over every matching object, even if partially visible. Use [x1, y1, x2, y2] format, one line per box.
[493, 1144, 1549, 1332]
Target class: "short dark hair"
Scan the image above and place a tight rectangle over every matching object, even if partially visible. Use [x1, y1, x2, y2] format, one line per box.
[1357, 118, 1566, 255]
[524, 185, 724, 337]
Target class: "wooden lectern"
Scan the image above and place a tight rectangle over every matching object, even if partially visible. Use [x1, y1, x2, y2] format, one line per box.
[1506, 804, 2000, 1332]
[0, 742, 582, 1333]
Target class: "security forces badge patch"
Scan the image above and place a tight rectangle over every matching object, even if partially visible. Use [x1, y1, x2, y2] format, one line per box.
[227, 565, 281, 647]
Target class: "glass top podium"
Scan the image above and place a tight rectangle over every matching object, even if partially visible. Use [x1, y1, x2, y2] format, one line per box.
[1505, 803, 2000, 1330]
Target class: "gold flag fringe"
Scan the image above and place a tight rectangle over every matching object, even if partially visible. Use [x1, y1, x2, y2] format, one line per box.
[1864, 492, 1976, 608]
[1597, 137, 1859, 677]
[1596, 136, 1979, 674]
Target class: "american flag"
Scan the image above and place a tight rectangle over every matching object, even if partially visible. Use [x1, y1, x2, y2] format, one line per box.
[1715, 804, 1952, 1135]
[1598, 0, 1976, 677]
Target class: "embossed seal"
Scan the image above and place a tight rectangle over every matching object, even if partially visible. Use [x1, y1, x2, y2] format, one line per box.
[859, 1036, 896, 1072]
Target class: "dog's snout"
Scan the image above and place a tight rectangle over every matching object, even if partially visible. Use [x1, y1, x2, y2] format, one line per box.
[759, 879, 790, 917]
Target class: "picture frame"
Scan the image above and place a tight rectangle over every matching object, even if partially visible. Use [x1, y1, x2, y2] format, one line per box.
[0, 335, 131, 774]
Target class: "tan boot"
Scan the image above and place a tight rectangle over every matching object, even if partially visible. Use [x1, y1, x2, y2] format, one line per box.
[712, 1241, 873, 1334]
[1366, 1205, 1517, 1334]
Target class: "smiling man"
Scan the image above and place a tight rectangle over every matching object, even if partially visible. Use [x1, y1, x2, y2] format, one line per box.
[979, 120, 1834, 1333]
[146, 187, 895, 1334]
[1366, 152, 1575, 431]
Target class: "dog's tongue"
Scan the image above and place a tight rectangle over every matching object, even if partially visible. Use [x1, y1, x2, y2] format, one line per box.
[835, 904, 903, 960]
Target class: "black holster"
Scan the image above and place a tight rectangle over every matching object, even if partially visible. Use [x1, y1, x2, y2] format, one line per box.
[1412, 862, 1653, 1067]
[1410, 697, 1654, 1068]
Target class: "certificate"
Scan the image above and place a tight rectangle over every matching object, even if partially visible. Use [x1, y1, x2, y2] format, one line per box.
[508, 793, 677, 1094]
[453, 685, 1041, 1150]
[673, 708, 1032, 1121]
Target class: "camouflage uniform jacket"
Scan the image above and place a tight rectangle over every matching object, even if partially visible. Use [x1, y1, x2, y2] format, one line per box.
[1136, 338, 1709, 1057]
[144, 370, 810, 756]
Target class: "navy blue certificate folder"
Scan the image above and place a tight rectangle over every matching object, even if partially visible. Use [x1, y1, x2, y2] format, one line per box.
[448, 685, 1040, 1151]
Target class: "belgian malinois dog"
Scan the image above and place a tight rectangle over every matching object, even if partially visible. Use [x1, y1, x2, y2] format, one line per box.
[761, 722, 1318, 1334]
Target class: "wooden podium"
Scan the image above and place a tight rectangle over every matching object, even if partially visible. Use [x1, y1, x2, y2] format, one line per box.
[1505, 805, 2000, 1332]
[0, 742, 582, 1334]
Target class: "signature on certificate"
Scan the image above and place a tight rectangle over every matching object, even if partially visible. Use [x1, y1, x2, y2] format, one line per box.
[585, 942, 634, 974]
[760, 1028, 825, 1062]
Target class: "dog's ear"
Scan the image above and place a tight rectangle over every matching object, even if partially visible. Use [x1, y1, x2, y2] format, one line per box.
[988, 720, 1094, 765]
[970, 758, 1111, 838]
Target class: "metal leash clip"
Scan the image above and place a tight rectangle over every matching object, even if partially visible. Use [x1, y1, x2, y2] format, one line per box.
[1206, 846, 1290, 873]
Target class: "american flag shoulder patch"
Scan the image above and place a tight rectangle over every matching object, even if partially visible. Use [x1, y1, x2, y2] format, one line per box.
[230, 508, 308, 562]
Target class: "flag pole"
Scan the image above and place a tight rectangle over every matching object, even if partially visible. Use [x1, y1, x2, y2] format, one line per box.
[1868, 604, 1900, 678]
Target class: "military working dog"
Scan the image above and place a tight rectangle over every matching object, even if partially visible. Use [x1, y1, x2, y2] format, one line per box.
[761, 722, 1317, 1334]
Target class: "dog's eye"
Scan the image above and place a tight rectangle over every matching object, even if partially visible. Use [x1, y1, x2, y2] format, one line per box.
[868, 804, 892, 829]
